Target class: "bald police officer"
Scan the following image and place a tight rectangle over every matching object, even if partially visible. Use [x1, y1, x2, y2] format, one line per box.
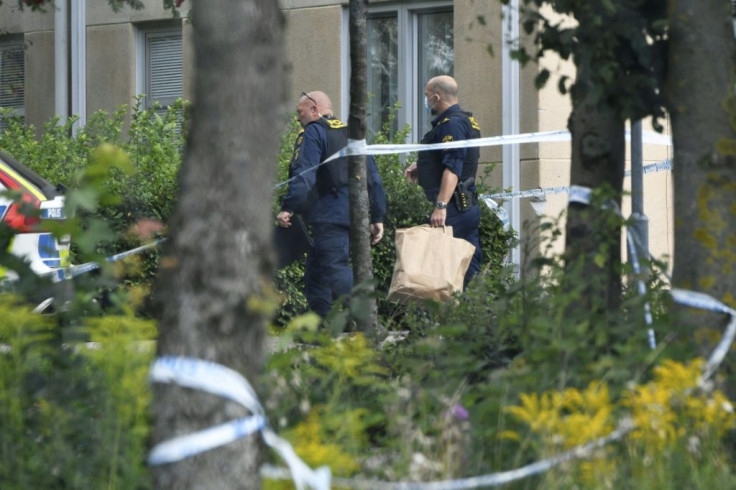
[404, 75, 482, 286]
[278, 91, 386, 317]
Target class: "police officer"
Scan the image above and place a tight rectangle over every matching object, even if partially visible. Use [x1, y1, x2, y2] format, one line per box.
[404, 75, 482, 285]
[277, 91, 387, 317]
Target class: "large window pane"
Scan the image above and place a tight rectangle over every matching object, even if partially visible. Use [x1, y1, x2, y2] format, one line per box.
[366, 14, 398, 139]
[417, 10, 453, 134]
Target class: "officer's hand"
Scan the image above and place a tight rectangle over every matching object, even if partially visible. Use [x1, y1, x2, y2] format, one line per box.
[277, 211, 293, 227]
[404, 163, 418, 184]
[430, 208, 446, 228]
[370, 223, 384, 245]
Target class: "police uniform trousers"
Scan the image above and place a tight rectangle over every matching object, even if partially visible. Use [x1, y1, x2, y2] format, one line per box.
[305, 223, 353, 317]
[437, 202, 482, 287]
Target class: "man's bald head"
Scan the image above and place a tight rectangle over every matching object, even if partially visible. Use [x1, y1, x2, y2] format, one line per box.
[296, 90, 335, 127]
[305, 91, 334, 114]
[425, 75, 459, 114]
[427, 76, 458, 99]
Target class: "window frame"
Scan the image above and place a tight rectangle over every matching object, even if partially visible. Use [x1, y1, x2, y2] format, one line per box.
[343, 1, 453, 143]
[135, 23, 183, 111]
[0, 36, 26, 126]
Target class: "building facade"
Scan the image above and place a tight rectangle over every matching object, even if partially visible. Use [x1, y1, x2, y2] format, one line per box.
[0, 0, 673, 269]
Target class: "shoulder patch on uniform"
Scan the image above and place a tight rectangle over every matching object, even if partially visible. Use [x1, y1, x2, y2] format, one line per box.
[326, 118, 347, 129]
[438, 117, 451, 125]
[295, 135, 304, 146]
[469, 116, 481, 131]
[443, 135, 454, 143]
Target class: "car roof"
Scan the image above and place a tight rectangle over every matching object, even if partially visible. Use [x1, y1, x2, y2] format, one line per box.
[0, 150, 60, 200]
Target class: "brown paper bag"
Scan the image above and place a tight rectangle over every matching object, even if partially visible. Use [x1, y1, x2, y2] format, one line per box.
[388, 225, 476, 303]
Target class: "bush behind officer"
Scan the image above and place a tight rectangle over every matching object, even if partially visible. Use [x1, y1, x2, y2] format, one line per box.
[404, 75, 483, 285]
[277, 91, 387, 318]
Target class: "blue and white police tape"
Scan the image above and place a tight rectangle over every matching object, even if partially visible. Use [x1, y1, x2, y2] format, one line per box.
[669, 288, 736, 385]
[481, 158, 672, 204]
[625, 158, 672, 176]
[51, 238, 165, 282]
[276, 129, 672, 190]
[148, 415, 267, 466]
[568, 185, 593, 205]
[479, 196, 511, 232]
[148, 356, 331, 490]
[264, 418, 635, 490]
[324, 129, 672, 163]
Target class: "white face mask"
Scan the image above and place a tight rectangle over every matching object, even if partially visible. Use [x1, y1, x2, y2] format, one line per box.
[424, 96, 431, 111]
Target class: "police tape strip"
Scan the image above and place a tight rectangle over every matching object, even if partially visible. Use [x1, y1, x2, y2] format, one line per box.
[148, 416, 267, 466]
[148, 356, 331, 490]
[327, 129, 671, 162]
[626, 158, 672, 176]
[669, 289, 736, 385]
[330, 419, 636, 490]
[51, 238, 166, 282]
[481, 158, 672, 204]
[276, 129, 672, 190]
[567, 185, 593, 205]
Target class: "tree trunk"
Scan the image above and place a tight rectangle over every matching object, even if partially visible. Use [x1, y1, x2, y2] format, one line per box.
[667, 1, 736, 332]
[347, 0, 381, 337]
[150, 1, 287, 488]
[564, 58, 626, 314]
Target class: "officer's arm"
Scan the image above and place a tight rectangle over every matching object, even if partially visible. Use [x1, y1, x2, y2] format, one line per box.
[437, 169, 458, 205]
[437, 118, 465, 202]
[430, 120, 463, 226]
[281, 126, 323, 214]
[439, 117, 467, 177]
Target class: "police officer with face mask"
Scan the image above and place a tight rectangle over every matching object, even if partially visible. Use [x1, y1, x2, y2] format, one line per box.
[404, 75, 482, 286]
[277, 91, 386, 318]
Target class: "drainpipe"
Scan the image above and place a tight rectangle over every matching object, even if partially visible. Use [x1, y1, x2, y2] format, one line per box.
[70, 0, 86, 134]
[54, 0, 68, 125]
[502, 0, 521, 275]
[630, 120, 649, 269]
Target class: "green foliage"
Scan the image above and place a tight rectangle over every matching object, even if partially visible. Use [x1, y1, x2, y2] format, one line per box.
[0, 114, 160, 486]
[0, 295, 155, 489]
[0, 98, 186, 286]
[514, 0, 668, 128]
[263, 204, 736, 487]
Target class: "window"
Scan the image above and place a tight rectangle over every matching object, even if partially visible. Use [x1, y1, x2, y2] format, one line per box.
[136, 25, 182, 114]
[366, 14, 399, 138]
[416, 10, 454, 135]
[364, 3, 453, 142]
[0, 37, 25, 129]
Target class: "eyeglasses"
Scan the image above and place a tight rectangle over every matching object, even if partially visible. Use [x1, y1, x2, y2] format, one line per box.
[300, 92, 318, 107]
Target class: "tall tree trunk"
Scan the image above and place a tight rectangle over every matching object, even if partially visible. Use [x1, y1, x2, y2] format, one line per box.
[150, 1, 287, 488]
[564, 48, 626, 315]
[667, 1, 736, 333]
[347, 0, 381, 337]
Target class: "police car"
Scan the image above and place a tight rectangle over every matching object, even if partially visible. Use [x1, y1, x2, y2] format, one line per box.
[0, 150, 69, 280]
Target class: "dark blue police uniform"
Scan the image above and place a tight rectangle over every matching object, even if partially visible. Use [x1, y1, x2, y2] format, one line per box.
[281, 116, 386, 317]
[417, 104, 482, 285]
